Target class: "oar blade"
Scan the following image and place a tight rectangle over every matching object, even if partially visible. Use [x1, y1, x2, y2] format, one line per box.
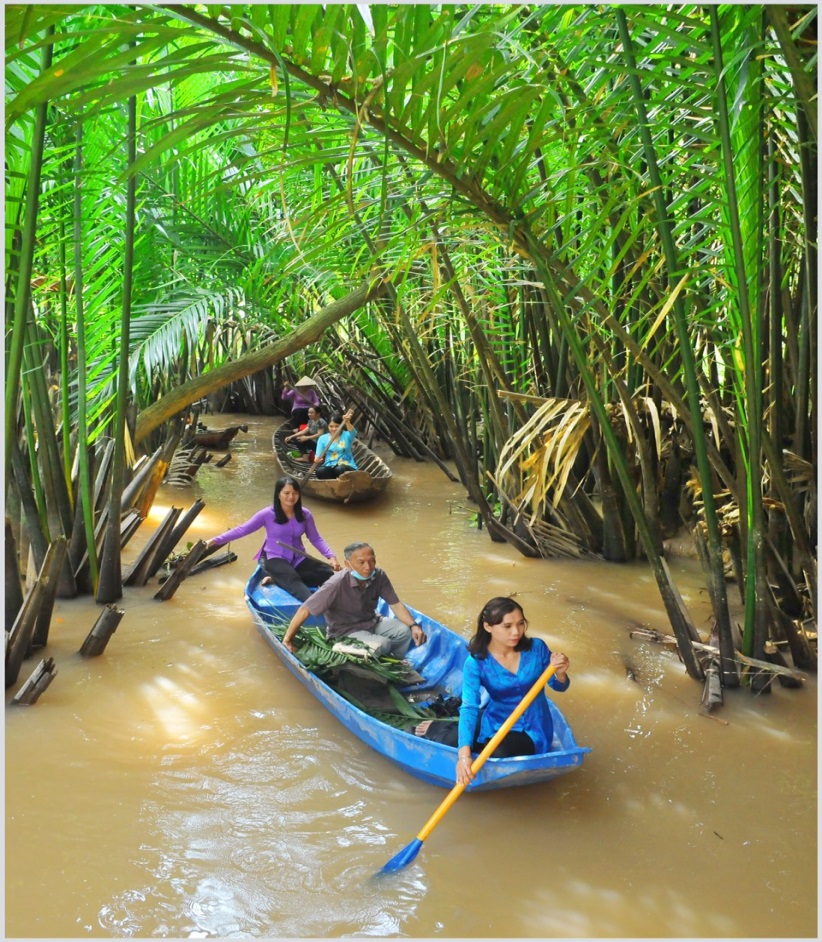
[379, 838, 423, 874]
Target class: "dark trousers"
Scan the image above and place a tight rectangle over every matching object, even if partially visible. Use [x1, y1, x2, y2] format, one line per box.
[422, 721, 535, 758]
[291, 407, 310, 426]
[475, 730, 536, 757]
[315, 463, 356, 479]
[260, 554, 334, 602]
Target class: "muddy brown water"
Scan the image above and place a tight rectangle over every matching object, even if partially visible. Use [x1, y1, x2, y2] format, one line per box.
[4, 415, 818, 939]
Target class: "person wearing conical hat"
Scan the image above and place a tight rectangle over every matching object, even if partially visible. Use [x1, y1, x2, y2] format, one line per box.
[282, 375, 320, 425]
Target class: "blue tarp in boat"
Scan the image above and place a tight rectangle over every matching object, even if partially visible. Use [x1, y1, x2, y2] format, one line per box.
[245, 567, 590, 790]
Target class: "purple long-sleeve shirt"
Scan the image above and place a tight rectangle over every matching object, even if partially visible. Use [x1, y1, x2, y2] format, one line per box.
[211, 506, 334, 566]
[282, 386, 320, 414]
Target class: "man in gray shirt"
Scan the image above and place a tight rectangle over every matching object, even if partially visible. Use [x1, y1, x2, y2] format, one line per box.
[282, 542, 427, 658]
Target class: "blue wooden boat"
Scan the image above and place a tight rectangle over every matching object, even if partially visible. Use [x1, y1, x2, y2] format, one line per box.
[245, 567, 590, 791]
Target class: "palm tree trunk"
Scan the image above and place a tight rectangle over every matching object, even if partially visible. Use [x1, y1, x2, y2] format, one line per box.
[5, 519, 25, 631]
[527, 236, 704, 678]
[97, 72, 138, 603]
[134, 277, 394, 444]
[708, 8, 768, 673]
[9, 434, 49, 572]
[72, 122, 99, 591]
[5, 31, 52, 487]
[616, 9, 729, 681]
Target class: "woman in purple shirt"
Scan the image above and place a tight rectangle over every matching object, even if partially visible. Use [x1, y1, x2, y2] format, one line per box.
[206, 475, 341, 601]
[281, 376, 321, 426]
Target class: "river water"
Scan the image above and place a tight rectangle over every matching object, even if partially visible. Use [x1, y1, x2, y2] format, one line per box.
[4, 415, 817, 939]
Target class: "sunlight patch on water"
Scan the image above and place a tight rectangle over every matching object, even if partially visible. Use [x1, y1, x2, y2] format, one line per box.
[520, 879, 739, 937]
[137, 674, 211, 744]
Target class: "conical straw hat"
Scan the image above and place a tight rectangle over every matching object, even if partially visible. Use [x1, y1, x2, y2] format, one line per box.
[294, 375, 317, 388]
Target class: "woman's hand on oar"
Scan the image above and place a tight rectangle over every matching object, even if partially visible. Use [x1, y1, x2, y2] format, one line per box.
[377, 663, 557, 875]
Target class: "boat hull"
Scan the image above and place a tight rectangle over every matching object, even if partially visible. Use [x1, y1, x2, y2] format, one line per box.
[245, 569, 590, 790]
[273, 423, 391, 503]
[192, 424, 248, 448]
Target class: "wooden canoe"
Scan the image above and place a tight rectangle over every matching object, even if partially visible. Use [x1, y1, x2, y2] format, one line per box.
[245, 567, 590, 790]
[193, 424, 248, 449]
[273, 422, 392, 504]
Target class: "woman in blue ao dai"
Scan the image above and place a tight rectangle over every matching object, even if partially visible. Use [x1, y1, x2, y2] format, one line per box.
[455, 597, 570, 786]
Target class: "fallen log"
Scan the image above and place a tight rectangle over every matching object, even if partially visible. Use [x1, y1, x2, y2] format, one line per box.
[11, 657, 58, 705]
[165, 446, 211, 486]
[79, 604, 125, 657]
[192, 424, 248, 449]
[158, 549, 238, 583]
[629, 627, 807, 685]
[153, 540, 208, 601]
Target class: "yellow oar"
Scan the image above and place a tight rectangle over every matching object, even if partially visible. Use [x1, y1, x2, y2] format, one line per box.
[378, 663, 557, 874]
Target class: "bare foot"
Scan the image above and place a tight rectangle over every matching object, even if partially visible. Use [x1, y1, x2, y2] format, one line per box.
[414, 720, 433, 738]
[261, 576, 273, 586]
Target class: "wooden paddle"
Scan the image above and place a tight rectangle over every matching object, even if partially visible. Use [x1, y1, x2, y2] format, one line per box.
[275, 539, 312, 559]
[274, 540, 338, 566]
[298, 407, 354, 485]
[378, 663, 558, 874]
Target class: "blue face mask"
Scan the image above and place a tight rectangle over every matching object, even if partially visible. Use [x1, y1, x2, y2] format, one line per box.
[350, 568, 375, 582]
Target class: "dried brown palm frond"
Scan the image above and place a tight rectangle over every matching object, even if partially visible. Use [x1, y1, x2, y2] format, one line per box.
[782, 451, 815, 494]
[488, 475, 593, 560]
[494, 397, 591, 519]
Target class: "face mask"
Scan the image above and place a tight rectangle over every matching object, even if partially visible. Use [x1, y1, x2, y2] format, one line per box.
[350, 569, 375, 582]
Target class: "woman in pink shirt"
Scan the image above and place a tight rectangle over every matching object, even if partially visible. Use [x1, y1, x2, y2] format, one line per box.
[281, 375, 321, 426]
[207, 476, 341, 601]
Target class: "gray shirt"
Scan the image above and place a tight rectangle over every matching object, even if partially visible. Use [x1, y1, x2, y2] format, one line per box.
[302, 568, 400, 638]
